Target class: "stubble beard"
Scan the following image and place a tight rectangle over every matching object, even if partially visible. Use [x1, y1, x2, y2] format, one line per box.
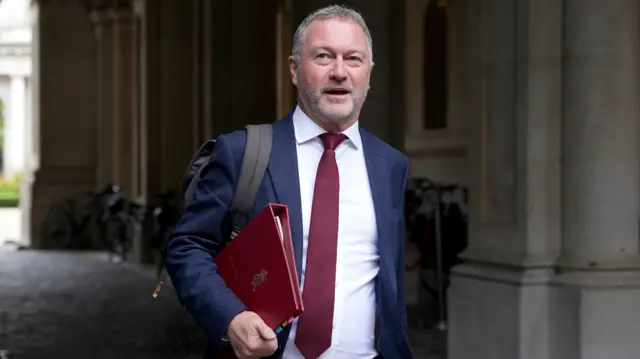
[297, 73, 369, 127]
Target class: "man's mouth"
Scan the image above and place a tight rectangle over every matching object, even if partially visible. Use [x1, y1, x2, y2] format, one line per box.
[323, 88, 351, 96]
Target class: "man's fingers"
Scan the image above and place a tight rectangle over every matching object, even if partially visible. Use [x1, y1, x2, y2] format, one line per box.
[253, 337, 278, 357]
[242, 337, 277, 358]
[229, 313, 278, 358]
[255, 321, 277, 340]
[264, 337, 278, 352]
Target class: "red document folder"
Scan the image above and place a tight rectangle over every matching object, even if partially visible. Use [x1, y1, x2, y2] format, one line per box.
[216, 203, 303, 331]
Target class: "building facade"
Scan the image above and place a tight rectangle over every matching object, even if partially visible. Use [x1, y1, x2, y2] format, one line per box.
[26, 0, 640, 358]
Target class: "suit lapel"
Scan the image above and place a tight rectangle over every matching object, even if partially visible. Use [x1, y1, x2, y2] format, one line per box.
[266, 119, 392, 288]
[360, 129, 390, 256]
[361, 129, 392, 334]
[267, 114, 304, 284]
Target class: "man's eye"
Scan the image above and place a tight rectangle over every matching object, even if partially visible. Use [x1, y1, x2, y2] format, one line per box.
[347, 56, 362, 62]
[316, 53, 329, 59]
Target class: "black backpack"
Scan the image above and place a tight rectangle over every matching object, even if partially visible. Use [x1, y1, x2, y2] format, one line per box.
[152, 124, 273, 298]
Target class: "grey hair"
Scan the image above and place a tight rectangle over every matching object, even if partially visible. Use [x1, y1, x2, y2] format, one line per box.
[291, 5, 374, 65]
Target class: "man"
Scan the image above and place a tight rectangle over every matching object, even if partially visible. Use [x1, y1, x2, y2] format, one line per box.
[165, 5, 413, 359]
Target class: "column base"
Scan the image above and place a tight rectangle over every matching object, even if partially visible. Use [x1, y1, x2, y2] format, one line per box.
[448, 261, 640, 359]
[549, 270, 640, 359]
[26, 166, 95, 249]
[448, 261, 554, 359]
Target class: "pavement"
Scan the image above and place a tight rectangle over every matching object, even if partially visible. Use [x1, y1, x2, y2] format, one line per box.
[0, 209, 446, 359]
[0, 250, 208, 359]
[0, 208, 20, 247]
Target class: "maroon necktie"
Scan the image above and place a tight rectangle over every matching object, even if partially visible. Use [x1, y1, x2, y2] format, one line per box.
[295, 132, 347, 359]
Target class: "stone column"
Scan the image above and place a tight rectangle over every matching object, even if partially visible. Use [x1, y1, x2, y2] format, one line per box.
[88, 4, 136, 196]
[5, 75, 27, 177]
[199, 0, 214, 140]
[110, 6, 135, 196]
[128, 0, 161, 263]
[158, 0, 194, 190]
[448, 0, 562, 358]
[88, 3, 136, 196]
[89, 9, 115, 189]
[28, 0, 97, 249]
[133, 0, 161, 202]
[559, 0, 640, 269]
[550, 1, 640, 359]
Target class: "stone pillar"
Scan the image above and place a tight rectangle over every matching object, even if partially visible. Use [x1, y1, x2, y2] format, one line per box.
[550, 1, 640, 359]
[28, 0, 97, 249]
[207, 0, 278, 136]
[199, 0, 215, 140]
[158, 0, 194, 190]
[450, 0, 640, 358]
[448, 0, 562, 358]
[209, 0, 232, 136]
[22, 1, 39, 248]
[132, 0, 161, 202]
[110, 6, 135, 196]
[228, 0, 277, 128]
[89, 9, 114, 190]
[23, 76, 33, 171]
[20, 72, 33, 247]
[559, 0, 640, 269]
[88, 4, 136, 196]
[4, 75, 26, 177]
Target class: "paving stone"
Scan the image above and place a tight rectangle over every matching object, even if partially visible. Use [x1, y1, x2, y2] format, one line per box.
[0, 250, 445, 359]
[0, 250, 205, 359]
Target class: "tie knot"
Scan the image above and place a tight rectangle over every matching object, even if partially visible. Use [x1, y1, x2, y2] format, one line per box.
[319, 132, 347, 150]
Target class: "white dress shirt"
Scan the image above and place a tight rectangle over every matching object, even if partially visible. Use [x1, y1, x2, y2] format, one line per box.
[282, 106, 380, 359]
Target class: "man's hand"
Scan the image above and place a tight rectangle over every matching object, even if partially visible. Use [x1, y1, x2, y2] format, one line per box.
[227, 311, 278, 358]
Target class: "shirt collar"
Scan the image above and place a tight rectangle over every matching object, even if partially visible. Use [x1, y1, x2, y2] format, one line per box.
[292, 105, 362, 149]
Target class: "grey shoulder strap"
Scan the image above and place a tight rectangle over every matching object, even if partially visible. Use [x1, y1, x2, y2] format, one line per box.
[183, 139, 217, 206]
[230, 124, 273, 234]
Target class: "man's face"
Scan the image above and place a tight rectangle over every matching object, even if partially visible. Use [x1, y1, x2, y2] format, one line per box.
[290, 18, 373, 127]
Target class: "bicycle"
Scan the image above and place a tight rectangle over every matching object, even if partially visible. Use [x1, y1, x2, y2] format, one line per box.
[404, 178, 469, 331]
[102, 190, 146, 263]
[40, 185, 119, 250]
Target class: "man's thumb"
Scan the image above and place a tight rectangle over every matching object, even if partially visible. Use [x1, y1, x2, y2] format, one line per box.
[255, 321, 277, 340]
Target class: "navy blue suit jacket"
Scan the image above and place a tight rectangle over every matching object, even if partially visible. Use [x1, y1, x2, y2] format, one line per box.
[165, 113, 413, 359]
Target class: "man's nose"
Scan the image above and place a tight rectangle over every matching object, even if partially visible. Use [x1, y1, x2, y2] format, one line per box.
[329, 59, 347, 81]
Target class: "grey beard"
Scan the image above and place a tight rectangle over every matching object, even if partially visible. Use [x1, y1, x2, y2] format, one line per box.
[302, 85, 369, 124]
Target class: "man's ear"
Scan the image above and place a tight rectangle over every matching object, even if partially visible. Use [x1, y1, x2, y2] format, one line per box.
[288, 56, 298, 86]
